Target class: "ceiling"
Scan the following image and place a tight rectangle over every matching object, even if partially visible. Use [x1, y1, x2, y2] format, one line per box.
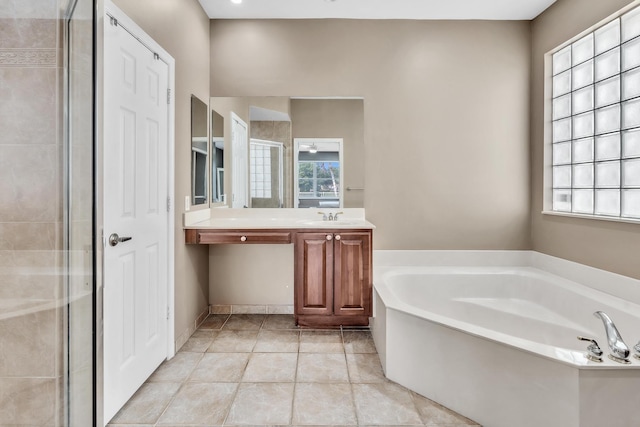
[199, 0, 558, 21]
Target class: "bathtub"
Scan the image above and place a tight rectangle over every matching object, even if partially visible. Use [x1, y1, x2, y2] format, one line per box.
[371, 251, 640, 427]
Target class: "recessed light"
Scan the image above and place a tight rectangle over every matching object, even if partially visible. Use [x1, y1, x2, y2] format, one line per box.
[231, 0, 242, 4]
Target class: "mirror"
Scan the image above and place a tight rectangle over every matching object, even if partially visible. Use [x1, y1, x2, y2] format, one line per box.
[211, 109, 225, 204]
[209, 97, 365, 209]
[191, 95, 208, 205]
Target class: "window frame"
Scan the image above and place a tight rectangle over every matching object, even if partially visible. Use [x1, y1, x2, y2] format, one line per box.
[543, 0, 640, 224]
[293, 138, 344, 209]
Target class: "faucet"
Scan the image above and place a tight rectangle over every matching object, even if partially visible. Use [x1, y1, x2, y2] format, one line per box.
[577, 336, 603, 362]
[593, 311, 630, 363]
[328, 212, 334, 221]
[317, 211, 328, 221]
[634, 341, 640, 360]
[333, 211, 344, 220]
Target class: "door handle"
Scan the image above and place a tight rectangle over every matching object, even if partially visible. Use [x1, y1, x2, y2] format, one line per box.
[108, 233, 132, 247]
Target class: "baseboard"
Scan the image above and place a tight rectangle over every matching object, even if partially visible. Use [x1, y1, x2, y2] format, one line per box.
[174, 305, 210, 352]
[209, 304, 294, 315]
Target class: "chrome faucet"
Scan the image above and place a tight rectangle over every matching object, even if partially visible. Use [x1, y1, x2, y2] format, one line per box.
[328, 212, 334, 221]
[333, 211, 344, 220]
[577, 336, 603, 362]
[593, 311, 630, 363]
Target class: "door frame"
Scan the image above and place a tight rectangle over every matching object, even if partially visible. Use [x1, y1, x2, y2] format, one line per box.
[230, 111, 248, 208]
[96, 1, 175, 425]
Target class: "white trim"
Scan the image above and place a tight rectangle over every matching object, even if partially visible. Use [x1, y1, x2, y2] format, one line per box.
[293, 138, 344, 209]
[541, 210, 640, 225]
[230, 112, 248, 208]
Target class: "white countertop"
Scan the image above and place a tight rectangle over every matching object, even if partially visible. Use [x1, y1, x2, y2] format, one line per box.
[184, 208, 375, 230]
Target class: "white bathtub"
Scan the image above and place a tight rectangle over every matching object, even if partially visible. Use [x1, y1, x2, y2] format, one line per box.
[371, 251, 640, 427]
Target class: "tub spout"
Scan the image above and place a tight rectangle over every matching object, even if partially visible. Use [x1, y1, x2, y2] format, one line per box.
[593, 311, 630, 363]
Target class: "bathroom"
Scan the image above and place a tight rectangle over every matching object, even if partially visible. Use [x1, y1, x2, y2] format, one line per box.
[1, 0, 639, 425]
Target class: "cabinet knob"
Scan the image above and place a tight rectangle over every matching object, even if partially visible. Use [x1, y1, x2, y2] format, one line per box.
[335, 235, 341, 241]
[326, 234, 333, 241]
[240, 236, 247, 242]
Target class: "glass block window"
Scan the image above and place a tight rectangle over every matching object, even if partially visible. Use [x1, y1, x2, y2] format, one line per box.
[551, 5, 640, 220]
[250, 143, 271, 198]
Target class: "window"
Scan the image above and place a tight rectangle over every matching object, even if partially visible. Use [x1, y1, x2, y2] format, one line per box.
[550, 5, 640, 220]
[299, 160, 341, 199]
[294, 138, 343, 209]
[250, 142, 272, 199]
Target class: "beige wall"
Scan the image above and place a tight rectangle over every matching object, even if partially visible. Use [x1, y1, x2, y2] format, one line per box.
[531, 0, 640, 279]
[210, 19, 532, 250]
[291, 99, 365, 208]
[113, 0, 212, 345]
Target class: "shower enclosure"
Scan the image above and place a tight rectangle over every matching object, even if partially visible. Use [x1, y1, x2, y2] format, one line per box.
[0, 0, 95, 424]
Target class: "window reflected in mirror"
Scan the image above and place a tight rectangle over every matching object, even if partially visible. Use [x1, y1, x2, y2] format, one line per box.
[209, 97, 364, 208]
[191, 95, 208, 205]
[294, 139, 343, 208]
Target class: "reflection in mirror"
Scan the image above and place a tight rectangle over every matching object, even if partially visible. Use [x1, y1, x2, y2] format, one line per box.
[294, 139, 343, 208]
[251, 139, 284, 208]
[211, 109, 225, 203]
[191, 95, 208, 205]
[209, 97, 364, 208]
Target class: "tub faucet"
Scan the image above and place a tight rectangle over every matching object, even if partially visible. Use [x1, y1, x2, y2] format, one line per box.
[593, 311, 630, 363]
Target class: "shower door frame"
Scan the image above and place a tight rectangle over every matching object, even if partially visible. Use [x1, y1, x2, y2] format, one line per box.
[63, 0, 97, 424]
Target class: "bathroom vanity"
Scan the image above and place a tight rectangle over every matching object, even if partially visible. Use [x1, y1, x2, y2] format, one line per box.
[184, 209, 374, 328]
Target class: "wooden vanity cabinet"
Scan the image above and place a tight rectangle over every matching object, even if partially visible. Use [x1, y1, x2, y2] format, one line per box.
[185, 229, 292, 244]
[294, 230, 372, 328]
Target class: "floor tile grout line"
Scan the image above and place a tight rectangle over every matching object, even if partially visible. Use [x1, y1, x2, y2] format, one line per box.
[288, 325, 302, 426]
[122, 316, 471, 427]
[342, 326, 362, 426]
[150, 351, 205, 427]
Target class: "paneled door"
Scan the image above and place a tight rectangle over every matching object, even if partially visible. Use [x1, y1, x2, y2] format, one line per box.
[103, 6, 171, 424]
[294, 232, 334, 316]
[231, 112, 248, 208]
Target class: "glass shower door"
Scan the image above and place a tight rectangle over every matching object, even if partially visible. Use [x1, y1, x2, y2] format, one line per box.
[64, 0, 95, 424]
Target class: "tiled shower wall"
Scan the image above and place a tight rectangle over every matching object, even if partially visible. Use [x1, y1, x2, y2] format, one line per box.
[0, 0, 64, 424]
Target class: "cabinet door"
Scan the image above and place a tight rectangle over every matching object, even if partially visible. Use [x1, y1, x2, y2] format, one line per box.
[333, 231, 372, 317]
[294, 232, 334, 316]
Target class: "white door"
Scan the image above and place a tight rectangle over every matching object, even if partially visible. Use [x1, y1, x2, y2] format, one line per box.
[231, 112, 248, 208]
[103, 10, 170, 425]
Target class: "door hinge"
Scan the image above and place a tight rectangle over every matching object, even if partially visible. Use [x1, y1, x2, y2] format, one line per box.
[166, 306, 170, 320]
[167, 88, 171, 105]
[167, 197, 171, 212]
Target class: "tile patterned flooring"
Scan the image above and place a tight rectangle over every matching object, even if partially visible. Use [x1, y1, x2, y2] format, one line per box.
[108, 314, 480, 427]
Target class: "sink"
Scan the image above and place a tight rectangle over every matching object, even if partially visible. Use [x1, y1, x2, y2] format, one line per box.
[296, 219, 362, 227]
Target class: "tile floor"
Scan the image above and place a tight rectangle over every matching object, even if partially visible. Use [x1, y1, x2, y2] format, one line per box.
[108, 314, 480, 427]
